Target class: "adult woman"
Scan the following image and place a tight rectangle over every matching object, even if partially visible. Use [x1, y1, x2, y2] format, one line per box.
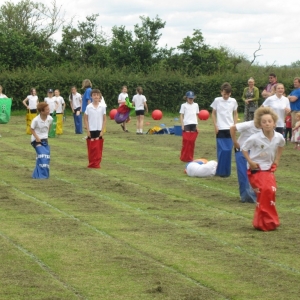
[242, 77, 260, 121]
[262, 83, 291, 134]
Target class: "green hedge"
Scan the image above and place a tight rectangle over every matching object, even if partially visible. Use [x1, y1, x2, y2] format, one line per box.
[0, 65, 297, 113]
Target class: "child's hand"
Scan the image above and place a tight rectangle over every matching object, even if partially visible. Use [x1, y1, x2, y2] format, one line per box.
[214, 126, 219, 134]
[249, 161, 259, 170]
[234, 141, 240, 149]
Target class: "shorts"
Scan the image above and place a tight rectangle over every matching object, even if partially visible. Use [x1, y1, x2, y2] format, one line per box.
[184, 124, 197, 132]
[30, 109, 37, 113]
[89, 130, 102, 139]
[136, 110, 145, 116]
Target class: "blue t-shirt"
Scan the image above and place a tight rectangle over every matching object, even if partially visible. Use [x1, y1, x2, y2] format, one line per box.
[82, 87, 92, 113]
[289, 88, 300, 111]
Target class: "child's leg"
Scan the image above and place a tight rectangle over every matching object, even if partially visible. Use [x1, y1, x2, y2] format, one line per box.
[136, 115, 140, 133]
[139, 115, 144, 133]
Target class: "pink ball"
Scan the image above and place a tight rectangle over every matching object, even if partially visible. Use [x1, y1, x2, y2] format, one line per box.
[109, 109, 117, 120]
[198, 110, 210, 120]
[152, 110, 163, 120]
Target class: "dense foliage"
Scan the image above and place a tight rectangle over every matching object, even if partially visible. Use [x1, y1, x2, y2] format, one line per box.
[0, 0, 299, 112]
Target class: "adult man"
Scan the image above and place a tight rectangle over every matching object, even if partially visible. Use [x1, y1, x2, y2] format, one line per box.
[261, 73, 277, 99]
[287, 77, 300, 127]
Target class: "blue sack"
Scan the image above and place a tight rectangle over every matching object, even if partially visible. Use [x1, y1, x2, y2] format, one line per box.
[235, 150, 256, 202]
[32, 143, 50, 179]
[73, 112, 82, 134]
[216, 137, 232, 177]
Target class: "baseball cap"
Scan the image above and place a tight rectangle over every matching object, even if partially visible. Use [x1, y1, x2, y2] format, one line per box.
[48, 89, 53, 93]
[186, 91, 195, 98]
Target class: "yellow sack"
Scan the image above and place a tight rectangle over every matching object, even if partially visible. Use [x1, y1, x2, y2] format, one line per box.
[147, 126, 162, 134]
[26, 111, 36, 135]
[56, 114, 63, 135]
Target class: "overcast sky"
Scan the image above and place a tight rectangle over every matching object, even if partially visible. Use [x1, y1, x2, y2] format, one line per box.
[12, 0, 300, 66]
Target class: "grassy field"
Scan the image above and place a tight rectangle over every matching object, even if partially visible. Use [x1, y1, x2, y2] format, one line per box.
[0, 114, 300, 300]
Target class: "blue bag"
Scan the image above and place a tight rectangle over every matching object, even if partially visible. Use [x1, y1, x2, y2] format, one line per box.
[32, 142, 50, 179]
[216, 137, 232, 177]
[73, 112, 82, 134]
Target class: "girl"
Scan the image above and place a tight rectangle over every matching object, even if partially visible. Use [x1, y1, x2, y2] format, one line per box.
[291, 112, 300, 149]
[53, 89, 65, 135]
[23, 88, 39, 134]
[179, 91, 199, 162]
[0, 85, 8, 138]
[30, 102, 53, 179]
[81, 79, 92, 114]
[210, 82, 238, 177]
[262, 83, 291, 134]
[44, 89, 58, 116]
[132, 86, 148, 134]
[118, 85, 129, 132]
[69, 86, 82, 134]
[242, 107, 285, 231]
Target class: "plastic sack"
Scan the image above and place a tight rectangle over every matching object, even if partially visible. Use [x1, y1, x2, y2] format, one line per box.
[216, 137, 233, 177]
[73, 112, 82, 134]
[180, 131, 198, 162]
[48, 112, 57, 138]
[0, 98, 12, 124]
[56, 114, 63, 134]
[26, 111, 37, 134]
[32, 143, 50, 179]
[87, 138, 104, 168]
[186, 161, 218, 177]
[247, 167, 279, 231]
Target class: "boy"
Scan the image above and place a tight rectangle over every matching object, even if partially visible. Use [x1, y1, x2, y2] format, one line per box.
[230, 120, 260, 203]
[179, 91, 199, 162]
[30, 102, 53, 179]
[242, 107, 285, 231]
[210, 83, 238, 177]
[84, 89, 106, 168]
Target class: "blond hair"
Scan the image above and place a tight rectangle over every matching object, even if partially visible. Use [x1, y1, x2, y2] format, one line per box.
[82, 79, 92, 89]
[254, 106, 278, 128]
[248, 77, 255, 83]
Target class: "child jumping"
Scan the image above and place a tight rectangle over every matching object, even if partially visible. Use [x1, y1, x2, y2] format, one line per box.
[30, 102, 53, 179]
[211, 82, 238, 177]
[242, 107, 285, 231]
[132, 86, 148, 134]
[23, 88, 39, 135]
[118, 85, 129, 132]
[84, 89, 106, 168]
[53, 89, 65, 135]
[69, 86, 82, 134]
[179, 91, 199, 162]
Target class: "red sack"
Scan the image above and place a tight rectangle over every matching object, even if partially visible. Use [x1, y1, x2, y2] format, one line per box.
[180, 131, 198, 162]
[247, 166, 279, 231]
[86, 138, 104, 168]
[117, 104, 130, 114]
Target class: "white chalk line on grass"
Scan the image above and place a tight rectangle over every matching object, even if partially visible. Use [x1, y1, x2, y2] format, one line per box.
[53, 176, 300, 277]
[0, 179, 229, 300]
[0, 229, 87, 300]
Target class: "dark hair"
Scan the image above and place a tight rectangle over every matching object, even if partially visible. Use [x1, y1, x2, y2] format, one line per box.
[91, 89, 102, 97]
[136, 86, 143, 94]
[221, 82, 232, 93]
[70, 86, 77, 100]
[37, 102, 48, 112]
[269, 73, 276, 78]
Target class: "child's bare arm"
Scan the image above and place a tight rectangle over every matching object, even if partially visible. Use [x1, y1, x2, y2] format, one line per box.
[242, 150, 259, 170]
[180, 114, 184, 130]
[22, 98, 28, 109]
[230, 125, 240, 149]
[233, 110, 238, 124]
[100, 115, 106, 137]
[211, 109, 218, 134]
[84, 114, 90, 136]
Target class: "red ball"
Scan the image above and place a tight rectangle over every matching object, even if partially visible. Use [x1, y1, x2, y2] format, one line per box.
[198, 110, 210, 120]
[109, 109, 117, 120]
[152, 109, 163, 120]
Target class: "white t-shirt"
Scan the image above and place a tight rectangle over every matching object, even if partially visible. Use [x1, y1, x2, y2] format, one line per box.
[30, 115, 53, 142]
[44, 97, 57, 113]
[132, 94, 147, 110]
[53, 96, 65, 113]
[0, 93, 7, 98]
[242, 131, 285, 170]
[179, 102, 199, 125]
[262, 95, 290, 127]
[85, 103, 106, 131]
[210, 97, 238, 130]
[118, 92, 128, 106]
[27, 95, 38, 110]
[69, 92, 82, 109]
[235, 120, 261, 147]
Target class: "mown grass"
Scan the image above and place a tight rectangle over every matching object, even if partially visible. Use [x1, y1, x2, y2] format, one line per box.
[0, 114, 300, 300]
